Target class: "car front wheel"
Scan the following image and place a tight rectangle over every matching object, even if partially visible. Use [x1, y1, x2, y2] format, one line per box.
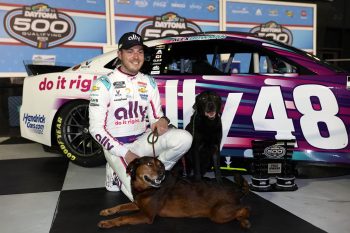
[55, 100, 105, 167]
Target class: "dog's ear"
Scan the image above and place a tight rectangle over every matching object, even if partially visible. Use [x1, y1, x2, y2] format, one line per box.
[193, 93, 201, 111]
[192, 102, 197, 111]
[126, 158, 140, 178]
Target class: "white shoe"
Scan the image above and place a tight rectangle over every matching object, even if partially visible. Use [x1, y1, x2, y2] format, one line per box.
[105, 163, 121, 192]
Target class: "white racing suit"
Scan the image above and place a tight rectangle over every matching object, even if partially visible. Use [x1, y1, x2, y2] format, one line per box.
[89, 68, 192, 200]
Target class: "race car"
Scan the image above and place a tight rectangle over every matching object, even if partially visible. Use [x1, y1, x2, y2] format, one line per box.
[20, 31, 350, 168]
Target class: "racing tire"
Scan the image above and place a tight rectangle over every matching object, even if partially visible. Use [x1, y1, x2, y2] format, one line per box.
[55, 100, 106, 167]
[42, 144, 60, 154]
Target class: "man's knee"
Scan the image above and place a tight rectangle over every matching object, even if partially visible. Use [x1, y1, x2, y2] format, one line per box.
[180, 130, 193, 151]
[168, 129, 192, 152]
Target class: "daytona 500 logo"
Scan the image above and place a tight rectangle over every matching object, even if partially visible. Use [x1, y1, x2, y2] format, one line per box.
[136, 12, 202, 40]
[250, 21, 293, 45]
[4, 3, 76, 49]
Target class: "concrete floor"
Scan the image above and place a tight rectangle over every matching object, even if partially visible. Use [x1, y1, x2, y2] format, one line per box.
[0, 139, 349, 233]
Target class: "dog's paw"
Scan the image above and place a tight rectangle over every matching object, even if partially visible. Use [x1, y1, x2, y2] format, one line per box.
[98, 220, 114, 228]
[100, 209, 115, 216]
[240, 219, 251, 229]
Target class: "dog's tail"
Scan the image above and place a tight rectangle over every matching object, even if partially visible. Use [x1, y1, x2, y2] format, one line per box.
[233, 173, 250, 196]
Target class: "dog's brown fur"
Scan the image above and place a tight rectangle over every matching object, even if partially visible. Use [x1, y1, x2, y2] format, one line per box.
[98, 156, 251, 229]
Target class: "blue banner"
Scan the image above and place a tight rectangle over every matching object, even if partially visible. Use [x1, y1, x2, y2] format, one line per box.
[0, 0, 106, 13]
[227, 2, 314, 25]
[0, 0, 107, 74]
[0, 0, 316, 74]
[226, 1, 315, 52]
[114, 0, 220, 42]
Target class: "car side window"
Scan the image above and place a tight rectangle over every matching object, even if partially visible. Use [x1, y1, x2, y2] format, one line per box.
[141, 39, 307, 76]
[221, 52, 299, 75]
[160, 42, 225, 75]
[166, 58, 193, 74]
[259, 56, 298, 74]
[229, 53, 252, 74]
[162, 52, 223, 75]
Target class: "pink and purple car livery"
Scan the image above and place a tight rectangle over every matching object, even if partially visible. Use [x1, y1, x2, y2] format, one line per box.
[20, 31, 350, 168]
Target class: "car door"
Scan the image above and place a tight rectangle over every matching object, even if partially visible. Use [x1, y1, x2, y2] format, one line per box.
[142, 37, 350, 165]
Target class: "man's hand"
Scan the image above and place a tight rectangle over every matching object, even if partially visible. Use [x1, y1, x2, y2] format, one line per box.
[125, 150, 139, 164]
[151, 117, 169, 136]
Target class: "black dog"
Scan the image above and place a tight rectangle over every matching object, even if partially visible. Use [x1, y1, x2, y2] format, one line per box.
[183, 90, 223, 183]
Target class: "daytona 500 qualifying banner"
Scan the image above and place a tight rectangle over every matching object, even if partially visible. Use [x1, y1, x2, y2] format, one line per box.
[0, 0, 107, 75]
[226, 0, 316, 54]
[0, 0, 316, 75]
[114, 0, 220, 43]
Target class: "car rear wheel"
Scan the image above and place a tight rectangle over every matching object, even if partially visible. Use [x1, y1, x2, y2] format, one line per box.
[55, 100, 105, 167]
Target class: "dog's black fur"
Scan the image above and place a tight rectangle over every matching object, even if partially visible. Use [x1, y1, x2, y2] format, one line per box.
[183, 90, 223, 182]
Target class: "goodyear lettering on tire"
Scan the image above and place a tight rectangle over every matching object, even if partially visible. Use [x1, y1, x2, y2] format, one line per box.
[56, 116, 77, 161]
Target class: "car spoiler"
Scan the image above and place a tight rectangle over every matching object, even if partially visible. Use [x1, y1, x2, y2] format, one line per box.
[24, 64, 71, 76]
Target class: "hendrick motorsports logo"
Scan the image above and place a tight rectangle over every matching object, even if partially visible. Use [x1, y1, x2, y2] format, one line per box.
[250, 21, 293, 45]
[136, 12, 202, 40]
[4, 3, 76, 49]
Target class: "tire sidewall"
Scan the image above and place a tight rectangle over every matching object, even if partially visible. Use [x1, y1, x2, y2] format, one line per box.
[55, 100, 105, 167]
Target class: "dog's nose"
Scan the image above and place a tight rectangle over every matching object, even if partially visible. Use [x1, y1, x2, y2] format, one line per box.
[207, 102, 215, 111]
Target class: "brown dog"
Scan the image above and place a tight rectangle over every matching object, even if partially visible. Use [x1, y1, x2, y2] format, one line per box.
[98, 156, 251, 229]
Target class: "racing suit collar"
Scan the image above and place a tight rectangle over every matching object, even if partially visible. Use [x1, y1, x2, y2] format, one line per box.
[117, 66, 139, 78]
